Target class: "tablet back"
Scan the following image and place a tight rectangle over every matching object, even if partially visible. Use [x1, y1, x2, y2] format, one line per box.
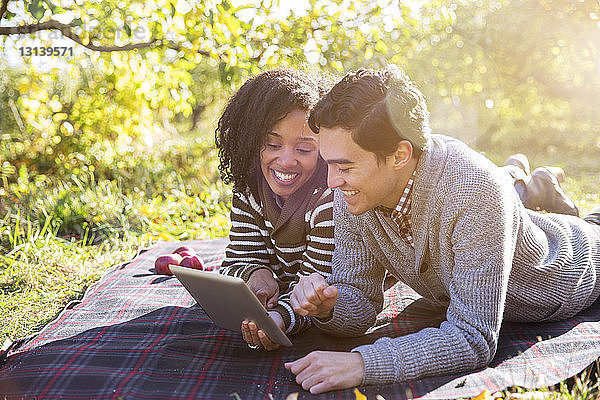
[170, 265, 293, 346]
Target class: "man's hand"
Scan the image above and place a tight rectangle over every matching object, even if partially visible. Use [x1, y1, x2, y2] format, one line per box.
[247, 268, 279, 308]
[284, 351, 364, 394]
[290, 273, 338, 319]
[241, 311, 283, 351]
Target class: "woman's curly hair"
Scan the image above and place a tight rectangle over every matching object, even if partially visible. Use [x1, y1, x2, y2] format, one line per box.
[215, 68, 325, 192]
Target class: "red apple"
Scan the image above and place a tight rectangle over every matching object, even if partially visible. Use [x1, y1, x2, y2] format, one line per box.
[180, 255, 204, 270]
[154, 254, 183, 275]
[173, 246, 195, 256]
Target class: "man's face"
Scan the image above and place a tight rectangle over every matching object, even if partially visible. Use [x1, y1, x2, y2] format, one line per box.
[319, 127, 404, 215]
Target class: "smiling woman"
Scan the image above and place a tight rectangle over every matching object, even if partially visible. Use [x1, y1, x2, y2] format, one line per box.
[214, 68, 334, 351]
[260, 109, 320, 200]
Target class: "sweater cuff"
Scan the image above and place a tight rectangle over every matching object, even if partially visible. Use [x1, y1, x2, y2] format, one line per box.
[272, 302, 295, 334]
[312, 303, 343, 331]
[240, 265, 272, 282]
[352, 338, 403, 385]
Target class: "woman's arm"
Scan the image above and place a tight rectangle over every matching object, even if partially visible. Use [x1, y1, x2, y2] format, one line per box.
[275, 189, 335, 335]
[220, 191, 278, 304]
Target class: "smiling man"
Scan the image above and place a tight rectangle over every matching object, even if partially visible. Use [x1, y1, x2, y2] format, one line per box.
[284, 65, 600, 394]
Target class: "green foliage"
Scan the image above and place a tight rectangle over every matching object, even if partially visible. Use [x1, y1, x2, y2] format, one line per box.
[413, 0, 600, 157]
[2, 0, 599, 188]
[0, 133, 230, 244]
[0, 127, 232, 346]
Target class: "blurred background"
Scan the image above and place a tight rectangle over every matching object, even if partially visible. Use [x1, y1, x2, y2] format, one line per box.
[0, 0, 599, 344]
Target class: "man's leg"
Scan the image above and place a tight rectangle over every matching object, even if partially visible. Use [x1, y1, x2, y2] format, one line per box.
[583, 207, 600, 227]
[526, 167, 579, 216]
[502, 154, 579, 216]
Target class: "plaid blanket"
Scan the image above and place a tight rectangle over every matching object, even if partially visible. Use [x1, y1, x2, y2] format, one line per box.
[1, 238, 600, 399]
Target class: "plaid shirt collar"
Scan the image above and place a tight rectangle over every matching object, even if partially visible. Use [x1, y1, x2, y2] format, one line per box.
[377, 169, 417, 216]
[393, 175, 414, 216]
[376, 169, 417, 247]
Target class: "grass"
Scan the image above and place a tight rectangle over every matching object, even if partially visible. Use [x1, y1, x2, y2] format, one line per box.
[0, 139, 599, 398]
[497, 360, 600, 399]
[0, 189, 232, 346]
[0, 132, 232, 349]
[0, 222, 140, 347]
[0, 195, 231, 348]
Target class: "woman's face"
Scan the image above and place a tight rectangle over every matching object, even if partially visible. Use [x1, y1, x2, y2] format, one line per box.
[260, 109, 320, 201]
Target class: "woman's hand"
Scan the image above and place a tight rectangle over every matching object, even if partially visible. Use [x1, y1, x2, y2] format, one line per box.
[241, 311, 284, 351]
[247, 268, 279, 308]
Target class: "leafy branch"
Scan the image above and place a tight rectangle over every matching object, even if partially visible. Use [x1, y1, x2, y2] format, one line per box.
[0, 21, 213, 55]
[0, 0, 211, 55]
[0, 20, 160, 52]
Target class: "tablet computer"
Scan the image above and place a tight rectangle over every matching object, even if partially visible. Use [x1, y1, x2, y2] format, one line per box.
[170, 265, 293, 347]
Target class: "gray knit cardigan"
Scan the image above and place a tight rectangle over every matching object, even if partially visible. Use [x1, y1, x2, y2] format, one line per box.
[314, 134, 600, 385]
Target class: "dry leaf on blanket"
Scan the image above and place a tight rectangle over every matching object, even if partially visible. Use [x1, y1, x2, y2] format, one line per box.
[354, 388, 367, 400]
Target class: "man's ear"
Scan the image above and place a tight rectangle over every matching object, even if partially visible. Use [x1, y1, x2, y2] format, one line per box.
[392, 141, 413, 169]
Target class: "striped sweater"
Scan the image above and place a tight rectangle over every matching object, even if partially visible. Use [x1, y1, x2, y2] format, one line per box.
[220, 183, 334, 335]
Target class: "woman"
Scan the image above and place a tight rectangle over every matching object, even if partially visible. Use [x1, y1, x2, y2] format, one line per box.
[216, 69, 333, 350]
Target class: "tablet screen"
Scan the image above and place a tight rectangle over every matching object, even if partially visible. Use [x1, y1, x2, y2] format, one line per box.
[170, 265, 293, 347]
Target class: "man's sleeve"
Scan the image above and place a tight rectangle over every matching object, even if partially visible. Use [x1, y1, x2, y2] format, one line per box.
[312, 189, 387, 337]
[219, 191, 272, 281]
[352, 179, 520, 385]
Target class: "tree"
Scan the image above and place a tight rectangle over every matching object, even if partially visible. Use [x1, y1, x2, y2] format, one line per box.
[1, 0, 599, 184]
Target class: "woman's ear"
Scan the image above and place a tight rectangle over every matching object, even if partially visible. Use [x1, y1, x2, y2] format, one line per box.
[392, 140, 413, 169]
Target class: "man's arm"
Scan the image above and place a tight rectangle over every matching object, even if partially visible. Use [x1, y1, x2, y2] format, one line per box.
[288, 177, 521, 390]
[352, 179, 520, 385]
[292, 189, 387, 336]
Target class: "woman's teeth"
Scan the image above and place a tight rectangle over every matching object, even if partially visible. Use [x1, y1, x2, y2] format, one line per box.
[342, 190, 358, 197]
[273, 170, 298, 182]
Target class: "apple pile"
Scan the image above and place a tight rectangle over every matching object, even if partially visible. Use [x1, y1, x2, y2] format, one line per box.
[154, 246, 204, 275]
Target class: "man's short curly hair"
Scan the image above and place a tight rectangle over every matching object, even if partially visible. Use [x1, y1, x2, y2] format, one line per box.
[308, 65, 430, 161]
[215, 68, 325, 191]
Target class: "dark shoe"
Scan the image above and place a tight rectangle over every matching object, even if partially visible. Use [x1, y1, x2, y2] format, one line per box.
[504, 154, 530, 176]
[544, 166, 566, 184]
[583, 207, 600, 227]
[503, 164, 529, 184]
[524, 167, 579, 216]
[502, 154, 530, 201]
[383, 273, 398, 291]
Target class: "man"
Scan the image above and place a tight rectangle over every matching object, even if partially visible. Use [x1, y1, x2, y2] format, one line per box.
[284, 65, 600, 394]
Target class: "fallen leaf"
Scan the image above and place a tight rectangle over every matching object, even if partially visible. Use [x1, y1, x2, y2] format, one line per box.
[229, 393, 242, 400]
[470, 390, 490, 400]
[354, 388, 367, 400]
